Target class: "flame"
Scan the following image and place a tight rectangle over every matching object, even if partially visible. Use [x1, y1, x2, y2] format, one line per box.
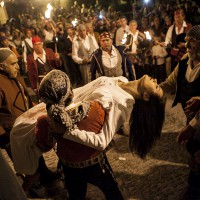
[144, 31, 151, 40]
[121, 33, 128, 45]
[0, 1, 4, 7]
[45, 3, 53, 19]
[71, 18, 78, 27]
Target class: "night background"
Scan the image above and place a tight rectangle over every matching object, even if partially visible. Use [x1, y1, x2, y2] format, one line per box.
[3, 0, 200, 20]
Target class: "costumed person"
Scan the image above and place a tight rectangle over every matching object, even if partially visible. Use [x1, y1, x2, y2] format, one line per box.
[72, 24, 98, 85]
[0, 48, 60, 196]
[27, 36, 61, 98]
[125, 20, 146, 79]
[37, 70, 124, 200]
[90, 32, 134, 81]
[11, 70, 165, 199]
[160, 25, 200, 199]
[165, 8, 192, 72]
[151, 36, 168, 83]
[0, 48, 33, 158]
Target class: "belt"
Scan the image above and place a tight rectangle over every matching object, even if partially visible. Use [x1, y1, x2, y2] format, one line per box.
[61, 140, 115, 168]
[61, 151, 105, 168]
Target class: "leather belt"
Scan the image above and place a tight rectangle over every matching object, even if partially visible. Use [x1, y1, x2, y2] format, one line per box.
[61, 140, 115, 168]
[61, 151, 105, 168]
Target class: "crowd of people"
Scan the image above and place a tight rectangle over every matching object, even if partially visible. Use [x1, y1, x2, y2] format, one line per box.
[0, 0, 200, 199]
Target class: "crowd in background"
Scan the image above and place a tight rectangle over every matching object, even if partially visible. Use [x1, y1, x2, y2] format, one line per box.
[0, 0, 200, 199]
[0, 0, 199, 93]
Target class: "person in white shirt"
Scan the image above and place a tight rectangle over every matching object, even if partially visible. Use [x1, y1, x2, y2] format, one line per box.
[151, 36, 168, 83]
[22, 29, 33, 73]
[125, 20, 146, 79]
[165, 8, 192, 72]
[72, 24, 98, 84]
[85, 22, 99, 48]
[90, 32, 134, 81]
[115, 16, 129, 46]
[26, 36, 61, 96]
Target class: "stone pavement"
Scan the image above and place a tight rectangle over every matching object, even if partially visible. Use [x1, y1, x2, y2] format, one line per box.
[3, 94, 190, 200]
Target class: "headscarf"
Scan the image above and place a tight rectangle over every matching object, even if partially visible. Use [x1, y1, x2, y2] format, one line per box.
[187, 25, 200, 40]
[38, 70, 90, 132]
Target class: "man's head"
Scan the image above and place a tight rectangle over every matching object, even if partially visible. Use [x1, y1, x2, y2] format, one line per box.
[120, 16, 127, 28]
[0, 48, 19, 78]
[66, 27, 75, 37]
[32, 36, 43, 54]
[77, 24, 87, 39]
[174, 8, 185, 25]
[129, 20, 138, 33]
[116, 18, 121, 28]
[25, 29, 32, 39]
[0, 36, 9, 47]
[85, 23, 94, 34]
[185, 25, 200, 61]
[99, 32, 113, 52]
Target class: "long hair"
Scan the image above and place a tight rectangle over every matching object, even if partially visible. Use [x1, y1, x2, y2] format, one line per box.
[129, 96, 165, 159]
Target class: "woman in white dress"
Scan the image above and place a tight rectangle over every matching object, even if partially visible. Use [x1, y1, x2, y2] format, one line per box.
[10, 70, 165, 198]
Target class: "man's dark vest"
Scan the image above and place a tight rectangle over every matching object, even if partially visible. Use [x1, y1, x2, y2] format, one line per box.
[171, 25, 187, 48]
[172, 57, 200, 120]
[36, 59, 51, 76]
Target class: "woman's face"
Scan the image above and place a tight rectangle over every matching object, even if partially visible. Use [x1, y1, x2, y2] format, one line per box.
[139, 75, 163, 99]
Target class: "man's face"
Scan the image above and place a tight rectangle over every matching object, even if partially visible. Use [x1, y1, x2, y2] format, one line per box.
[2, 53, 19, 78]
[174, 10, 185, 24]
[185, 36, 200, 61]
[120, 18, 127, 27]
[100, 38, 113, 52]
[67, 28, 74, 37]
[116, 19, 121, 28]
[1, 38, 9, 47]
[78, 28, 87, 39]
[86, 24, 93, 34]
[129, 22, 137, 32]
[26, 30, 32, 39]
[33, 42, 43, 54]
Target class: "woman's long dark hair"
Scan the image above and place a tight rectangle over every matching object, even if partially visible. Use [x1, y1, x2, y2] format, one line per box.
[129, 96, 165, 159]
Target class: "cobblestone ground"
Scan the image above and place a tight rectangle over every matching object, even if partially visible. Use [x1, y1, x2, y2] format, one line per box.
[3, 95, 189, 200]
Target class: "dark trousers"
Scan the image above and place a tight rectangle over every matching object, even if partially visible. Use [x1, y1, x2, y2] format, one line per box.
[153, 64, 166, 84]
[62, 155, 124, 200]
[170, 56, 178, 73]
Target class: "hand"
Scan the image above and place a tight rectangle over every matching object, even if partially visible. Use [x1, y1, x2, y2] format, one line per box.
[34, 89, 38, 94]
[185, 97, 200, 116]
[159, 42, 166, 47]
[176, 124, 195, 144]
[82, 59, 89, 64]
[177, 42, 185, 48]
[55, 53, 60, 60]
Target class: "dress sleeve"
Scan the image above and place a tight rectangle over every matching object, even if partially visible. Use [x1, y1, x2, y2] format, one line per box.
[63, 87, 114, 150]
